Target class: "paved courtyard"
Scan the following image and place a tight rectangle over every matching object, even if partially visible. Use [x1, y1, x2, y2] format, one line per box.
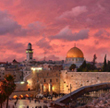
[3, 99, 50, 108]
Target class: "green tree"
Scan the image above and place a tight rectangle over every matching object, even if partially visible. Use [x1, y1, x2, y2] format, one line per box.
[92, 54, 97, 70]
[107, 61, 110, 72]
[103, 55, 107, 72]
[77, 60, 87, 71]
[69, 64, 76, 71]
[86, 63, 92, 71]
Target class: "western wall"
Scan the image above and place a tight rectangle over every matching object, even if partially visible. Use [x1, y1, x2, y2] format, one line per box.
[60, 70, 110, 94]
[10, 70, 110, 98]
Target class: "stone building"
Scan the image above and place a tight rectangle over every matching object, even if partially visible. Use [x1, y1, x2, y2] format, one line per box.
[24, 70, 61, 94]
[0, 65, 23, 82]
[36, 70, 60, 94]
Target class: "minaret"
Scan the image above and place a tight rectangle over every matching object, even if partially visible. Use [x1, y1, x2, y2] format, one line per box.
[26, 43, 33, 61]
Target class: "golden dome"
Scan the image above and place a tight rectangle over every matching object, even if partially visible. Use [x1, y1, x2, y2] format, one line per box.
[66, 47, 84, 58]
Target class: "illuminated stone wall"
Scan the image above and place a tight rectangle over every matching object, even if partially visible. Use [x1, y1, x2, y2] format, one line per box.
[37, 70, 60, 94]
[11, 70, 110, 97]
[60, 70, 110, 94]
[15, 83, 28, 91]
[22, 70, 60, 94]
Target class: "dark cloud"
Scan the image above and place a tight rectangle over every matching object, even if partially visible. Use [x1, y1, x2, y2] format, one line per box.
[95, 29, 110, 40]
[0, 10, 45, 36]
[36, 38, 53, 53]
[40, 55, 60, 61]
[50, 26, 89, 41]
[6, 42, 25, 53]
[0, 54, 25, 62]
[51, 0, 110, 29]
[0, 10, 21, 35]
[0, 39, 25, 53]
[46, 55, 60, 61]
[95, 30, 110, 37]
[0, 0, 110, 62]
[27, 21, 45, 36]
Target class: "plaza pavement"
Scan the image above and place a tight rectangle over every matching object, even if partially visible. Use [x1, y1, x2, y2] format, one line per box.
[3, 99, 50, 108]
[2, 96, 62, 108]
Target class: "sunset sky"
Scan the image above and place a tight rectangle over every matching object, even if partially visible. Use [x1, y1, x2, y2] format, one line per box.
[0, 0, 110, 62]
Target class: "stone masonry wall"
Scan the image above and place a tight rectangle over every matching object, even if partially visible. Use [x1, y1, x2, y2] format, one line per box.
[60, 71, 110, 94]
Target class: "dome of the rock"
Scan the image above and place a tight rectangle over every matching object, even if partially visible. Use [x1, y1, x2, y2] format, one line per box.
[66, 47, 84, 58]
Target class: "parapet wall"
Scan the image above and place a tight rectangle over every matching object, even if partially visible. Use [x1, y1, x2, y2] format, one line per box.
[60, 71, 110, 94]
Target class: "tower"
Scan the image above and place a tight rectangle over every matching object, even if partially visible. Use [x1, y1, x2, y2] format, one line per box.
[26, 43, 33, 61]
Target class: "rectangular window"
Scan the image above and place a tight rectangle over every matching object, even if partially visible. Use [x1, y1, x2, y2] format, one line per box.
[56, 79, 58, 82]
[44, 79, 46, 82]
[47, 73, 48, 76]
[50, 79, 52, 82]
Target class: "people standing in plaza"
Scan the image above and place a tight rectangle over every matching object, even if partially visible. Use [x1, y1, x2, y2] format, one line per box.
[38, 99, 40, 103]
[35, 99, 37, 103]
[13, 105, 15, 108]
[16, 97, 18, 101]
[30, 98, 31, 103]
[14, 101, 16, 106]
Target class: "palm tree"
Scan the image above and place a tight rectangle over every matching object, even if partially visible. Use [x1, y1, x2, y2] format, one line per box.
[0, 93, 6, 108]
[0, 85, 6, 108]
[3, 74, 16, 108]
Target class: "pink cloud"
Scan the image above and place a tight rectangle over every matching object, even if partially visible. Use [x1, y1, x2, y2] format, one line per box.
[50, 26, 89, 41]
[58, 6, 87, 19]
[0, 0, 109, 62]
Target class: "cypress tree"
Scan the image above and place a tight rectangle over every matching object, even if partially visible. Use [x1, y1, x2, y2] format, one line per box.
[103, 55, 107, 72]
[107, 61, 110, 72]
